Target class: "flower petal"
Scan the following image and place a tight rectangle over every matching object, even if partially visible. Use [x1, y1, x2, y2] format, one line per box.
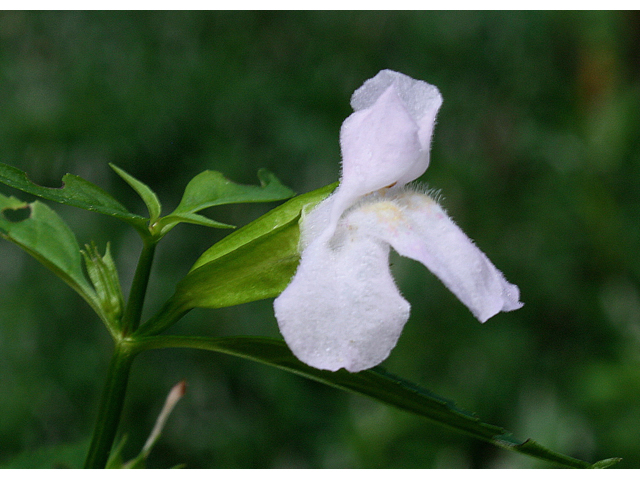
[350, 70, 443, 185]
[348, 190, 523, 322]
[274, 228, 410, 372]
[336, 84, 422, 212]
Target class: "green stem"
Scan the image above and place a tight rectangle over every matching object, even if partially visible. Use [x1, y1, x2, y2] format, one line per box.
[84, 341, 136, 468]
[84, 235, 157, 468]
[121, 238, 156, 336]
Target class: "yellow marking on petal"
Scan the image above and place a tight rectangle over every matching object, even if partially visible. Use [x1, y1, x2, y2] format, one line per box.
[359, 200, 407, 231]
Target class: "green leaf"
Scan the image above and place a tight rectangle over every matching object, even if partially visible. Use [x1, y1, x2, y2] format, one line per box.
[156, 169, 296, 236]
[0, 193, 99, 313]
[135, 183, 337, 337]
[0, 162, 148, 232]
[176, 168, 295, 212]
[591, 457, 624, 469]
[157, 211, 235, 230]
[0, 163, 295, 240]
[131, 335, 622, 469]
[110, 163, 162, 224]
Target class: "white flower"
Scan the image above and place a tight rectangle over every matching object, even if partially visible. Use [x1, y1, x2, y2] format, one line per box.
[274, 70, 523, 373]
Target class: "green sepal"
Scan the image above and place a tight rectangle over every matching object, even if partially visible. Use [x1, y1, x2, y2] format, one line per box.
[136, 183, 337, 337]
[81, 242, 125, 331]
[109, 164, 162, 224]
[0, 193, 99, 314]
[190, 182, 337, 271]
[155, 169, 296, 236]
[130, 335, 622, 469]
[0, 162, 147, 232]
[174, 217, 300, 309]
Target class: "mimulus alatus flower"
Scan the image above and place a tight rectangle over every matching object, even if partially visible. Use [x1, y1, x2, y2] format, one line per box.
[274, 70, 523, 373]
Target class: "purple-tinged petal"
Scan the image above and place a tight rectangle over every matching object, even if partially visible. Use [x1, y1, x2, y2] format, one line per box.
[335, 84, 422, 217]
[348, 190, 523, 322]
[350, 70, 443, 184]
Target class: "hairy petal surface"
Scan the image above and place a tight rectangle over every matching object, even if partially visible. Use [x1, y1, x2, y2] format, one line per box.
[329, 85, 422, 234]
[349, 190, 523, 322]
[274, 70, 521, 372]
[339, 85, 421, 198]
[274, 228, 410, 372]
[350, 69, 443, 184]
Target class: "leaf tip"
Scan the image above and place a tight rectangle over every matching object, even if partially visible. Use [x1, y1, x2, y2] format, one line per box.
[591, 457, 622, 469]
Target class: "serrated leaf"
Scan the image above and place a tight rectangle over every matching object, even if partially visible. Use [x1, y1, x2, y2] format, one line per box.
[175, 168, 295, 213]
[0, 162, 148, 231]
[135, 184, 337, 337]
[0, 193, 98, 312]
[156, 169, 296, 236]
[110, 163, 162, 224]
[131, 335, 620, 469]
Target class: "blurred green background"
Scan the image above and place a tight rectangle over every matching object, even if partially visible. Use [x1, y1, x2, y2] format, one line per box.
[1, 11, 639, 468]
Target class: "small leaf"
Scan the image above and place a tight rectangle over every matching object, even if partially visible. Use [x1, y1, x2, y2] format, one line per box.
[591, 457, 623, 469]
[131, 335, 618, 469]
[156, 169, 296, 235]
[0, 162, 147, 232]
[158, 212, 235, 230]
[110, 163, 162, 224]
[135, 183, 337, 337]
[1, 193, 98, 312]
[175, 169, 295, 213]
